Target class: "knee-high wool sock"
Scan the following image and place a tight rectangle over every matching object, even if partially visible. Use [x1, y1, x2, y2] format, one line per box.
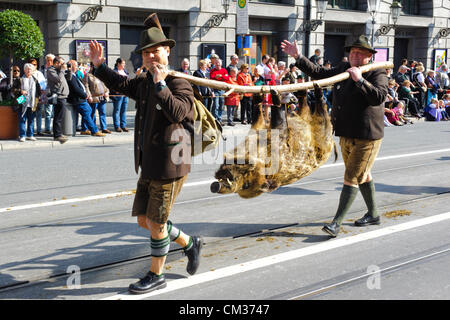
[332, 184, 359, 225]
[359, 180, 378, 218]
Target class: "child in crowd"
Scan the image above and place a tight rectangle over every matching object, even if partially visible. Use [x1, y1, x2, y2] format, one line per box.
[280, 77, 298, 114]
[443, 94, 450, 115]
[438, 100, 450, 121]
[424, 98, 442, 121]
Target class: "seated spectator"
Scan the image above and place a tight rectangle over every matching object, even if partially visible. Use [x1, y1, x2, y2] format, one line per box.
[66, 61, 105, 137]
[224, 67, 239, 126]
[443, 94, 450, 114]
[384, 107, 403, 126]
[398, 80, 422, 118]
[423, 98, 442, 121]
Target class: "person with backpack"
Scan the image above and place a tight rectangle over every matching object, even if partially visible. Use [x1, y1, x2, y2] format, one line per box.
[88, 13, 203, 295]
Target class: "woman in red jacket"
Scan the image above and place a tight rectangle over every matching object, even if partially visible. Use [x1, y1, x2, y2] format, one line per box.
[237, 64, 254, 124]
[225, 67, 240, 126]
[210, 59, 229, 125]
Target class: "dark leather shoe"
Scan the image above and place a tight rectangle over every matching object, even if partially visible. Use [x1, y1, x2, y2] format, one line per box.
[184, 236, 203, 275]
[354, 214, 380, 227]
[128, 271, 166, 294]
[322, 222, 340, 237]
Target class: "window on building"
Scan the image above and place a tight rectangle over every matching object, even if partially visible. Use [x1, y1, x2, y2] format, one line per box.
[401, 0, 420, 15]
[250, 0, 293, 4]
[327, 0, 358, 10]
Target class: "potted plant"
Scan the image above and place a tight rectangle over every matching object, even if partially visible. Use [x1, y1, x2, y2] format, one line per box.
[0, 9, 45, 139]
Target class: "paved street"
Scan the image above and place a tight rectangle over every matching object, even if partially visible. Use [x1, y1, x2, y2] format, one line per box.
[0, 119, 449, 303]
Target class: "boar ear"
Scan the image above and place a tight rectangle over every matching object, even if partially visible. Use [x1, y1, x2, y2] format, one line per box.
[260, 179, 280, 193]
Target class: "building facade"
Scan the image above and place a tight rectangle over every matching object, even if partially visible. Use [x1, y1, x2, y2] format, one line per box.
[1, 0, 449, 76]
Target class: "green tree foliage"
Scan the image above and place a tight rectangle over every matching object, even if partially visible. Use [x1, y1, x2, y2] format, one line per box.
[0, 9, 45, 84]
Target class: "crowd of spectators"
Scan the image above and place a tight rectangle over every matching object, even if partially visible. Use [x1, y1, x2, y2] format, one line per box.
[1, 49, 450, 143]
[1, 54, 132, 143]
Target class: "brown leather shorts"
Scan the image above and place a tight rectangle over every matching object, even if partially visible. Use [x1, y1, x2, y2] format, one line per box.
[339, 137, 382, 185]
[131, 175, 187, 224]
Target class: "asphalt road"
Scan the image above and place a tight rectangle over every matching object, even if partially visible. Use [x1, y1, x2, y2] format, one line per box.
[0, 120, 449, 303]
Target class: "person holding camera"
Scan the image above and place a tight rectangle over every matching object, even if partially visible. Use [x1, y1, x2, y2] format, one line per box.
[46, 56, 69, 144]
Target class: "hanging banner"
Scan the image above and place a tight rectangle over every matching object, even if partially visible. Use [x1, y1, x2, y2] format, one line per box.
[236, 0, 249, 35]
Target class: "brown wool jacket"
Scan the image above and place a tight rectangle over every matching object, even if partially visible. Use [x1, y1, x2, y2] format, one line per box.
[295, 56, 388, 140]
[83, 72, 109, 103]
[94, 64, 194, 180]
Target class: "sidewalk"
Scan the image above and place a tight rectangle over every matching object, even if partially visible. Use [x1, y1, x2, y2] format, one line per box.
[0, 111, 251, 151]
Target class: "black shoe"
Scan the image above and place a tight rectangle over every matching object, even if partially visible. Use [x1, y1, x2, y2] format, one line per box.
[354, 213, 380, 227]
[128, 271, 166, 294]
[184, 236, 203, 275]
[228, 122, 235, 126]
[322, 222, 340, 237]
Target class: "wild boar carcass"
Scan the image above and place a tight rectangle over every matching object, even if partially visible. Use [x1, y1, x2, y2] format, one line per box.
[210, 84, 336, 199]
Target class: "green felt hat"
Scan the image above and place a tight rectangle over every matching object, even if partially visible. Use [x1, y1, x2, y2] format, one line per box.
[135, 13, 175, 53]
[344, 35, 377, 54]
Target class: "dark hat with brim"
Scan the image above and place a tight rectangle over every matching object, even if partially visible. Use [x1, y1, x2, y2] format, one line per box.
[135, 13, 176, 54]
[135, 27, 176, 53]
[344, 35, 377, 54]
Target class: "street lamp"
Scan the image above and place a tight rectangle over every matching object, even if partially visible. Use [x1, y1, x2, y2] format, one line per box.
[299, 0, 328, 32]
[204, 0, 231, 30]
[376, 1, 402, 36]
[367, 0, 380, 47]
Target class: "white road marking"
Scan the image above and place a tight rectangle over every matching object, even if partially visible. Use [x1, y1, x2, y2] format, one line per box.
[102, 211, 450, 300]
[1, 147, 450, 213]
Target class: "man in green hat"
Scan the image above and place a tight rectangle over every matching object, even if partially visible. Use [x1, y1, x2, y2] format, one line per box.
[281, 35, 388, 237]
[89, 13, 203, 294]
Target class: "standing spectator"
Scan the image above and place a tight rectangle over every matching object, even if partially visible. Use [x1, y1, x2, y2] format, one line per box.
[224, 67, 239, 126]
[386, 68, 393, 80]
[425, 70, 443, 106]
[237, 63, 253, 124]
[177, 58, 191, 75]
[41, 53, 55, 135]
[411, 64, 427, 110]
[111, 58, 130, 132]
[28, 58, 47, 136]
[252, 65, 264, 85]
[47, 56, 69, 144]
[436, 64, 449, 98]
[210, 58, 229, 125]
[394, 65, 410, 85]
[309, 48, 321, 65]
[66, 61, 105, 137]
[226, 54, 239, 74]
[275, 61, 288, 85]
[84, 65, 111, 134]
[193, 60, 214, 111]
[209, 53, 219, 70]
[286, 63, 298, 84]
[258, 54, 270, 71]
[12, 63, 41, 142]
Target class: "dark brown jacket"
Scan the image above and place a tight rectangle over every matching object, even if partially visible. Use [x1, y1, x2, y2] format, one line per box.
[295, 56, 388, 140]
[95, 64, 194, 179]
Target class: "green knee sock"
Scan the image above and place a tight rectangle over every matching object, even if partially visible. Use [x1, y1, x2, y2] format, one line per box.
[333, 184, 359, 225]
[359, 180, 378, 218]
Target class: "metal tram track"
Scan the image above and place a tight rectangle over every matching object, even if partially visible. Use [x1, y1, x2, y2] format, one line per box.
[284, 244, 450, 300]
[1, 191, 449, 294]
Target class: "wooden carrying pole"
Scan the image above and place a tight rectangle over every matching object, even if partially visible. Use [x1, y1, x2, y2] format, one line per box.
[168, 61, 394, 94]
